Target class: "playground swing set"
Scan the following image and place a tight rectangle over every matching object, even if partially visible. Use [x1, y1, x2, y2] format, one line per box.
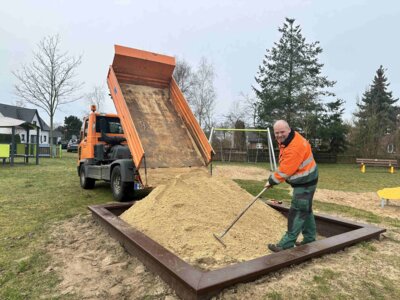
[208, 127, 277, 171]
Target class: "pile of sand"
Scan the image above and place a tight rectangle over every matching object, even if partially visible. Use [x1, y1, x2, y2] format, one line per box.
[212, 164, 271, 181]
[120, 167, 287, 270]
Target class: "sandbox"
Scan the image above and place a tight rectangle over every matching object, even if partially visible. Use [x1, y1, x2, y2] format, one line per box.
[89, 201, 385, 300]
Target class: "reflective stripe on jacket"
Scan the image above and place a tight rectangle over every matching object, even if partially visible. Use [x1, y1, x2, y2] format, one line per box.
[268, 131, 318, 187]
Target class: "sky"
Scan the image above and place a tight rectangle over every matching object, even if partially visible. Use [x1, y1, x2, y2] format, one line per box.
[1, 0, 400, 126]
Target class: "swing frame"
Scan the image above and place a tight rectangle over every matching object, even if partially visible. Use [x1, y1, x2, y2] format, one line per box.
[208, 127, 277, 170]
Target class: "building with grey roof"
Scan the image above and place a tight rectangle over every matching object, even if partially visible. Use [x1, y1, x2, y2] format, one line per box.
[0, 103, 55, 144]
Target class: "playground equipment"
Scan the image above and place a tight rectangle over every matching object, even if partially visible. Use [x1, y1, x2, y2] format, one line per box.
[208, 127, 277, 170]
[377, 187, 400, 208]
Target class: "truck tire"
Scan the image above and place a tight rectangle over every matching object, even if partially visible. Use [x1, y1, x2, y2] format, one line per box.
[80, 165, 95, 189]
[111, 166, 134, 201]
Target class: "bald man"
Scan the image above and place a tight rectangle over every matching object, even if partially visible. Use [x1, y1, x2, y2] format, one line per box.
[265, 120, 318, 252]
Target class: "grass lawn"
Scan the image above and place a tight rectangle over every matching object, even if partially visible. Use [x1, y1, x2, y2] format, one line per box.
[215, 161, 400, 192]
[0, 153, 113, 299]
[0, 156, 399, 299]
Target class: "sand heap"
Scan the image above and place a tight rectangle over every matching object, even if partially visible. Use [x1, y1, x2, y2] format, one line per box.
[120, 167, 287, 270]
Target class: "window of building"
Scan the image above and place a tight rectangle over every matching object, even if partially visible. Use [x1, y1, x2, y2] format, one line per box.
[387, 144, 395, 154]
[21, 134, 25, 142]
[44, 135, 47, 143]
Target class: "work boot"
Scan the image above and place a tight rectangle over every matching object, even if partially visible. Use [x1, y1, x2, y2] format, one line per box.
[268, 244, 283, 253]
[296, 240, 315, 246]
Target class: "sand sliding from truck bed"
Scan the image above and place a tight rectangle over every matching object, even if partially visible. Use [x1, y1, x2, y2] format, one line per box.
[120, 167, 287, 270]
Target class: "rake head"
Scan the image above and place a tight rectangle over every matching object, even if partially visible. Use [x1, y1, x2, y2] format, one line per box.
[213, 233, 227, 248]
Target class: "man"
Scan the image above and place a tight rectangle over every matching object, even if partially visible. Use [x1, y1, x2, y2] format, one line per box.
[265, 120, 318, 252]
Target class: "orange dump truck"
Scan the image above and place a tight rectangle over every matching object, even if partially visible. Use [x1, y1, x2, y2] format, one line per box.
[78, 45, 213, 201]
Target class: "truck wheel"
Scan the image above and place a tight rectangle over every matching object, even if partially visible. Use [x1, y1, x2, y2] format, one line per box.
[111, 166, 134, 201]
[80, 166, 95, 189]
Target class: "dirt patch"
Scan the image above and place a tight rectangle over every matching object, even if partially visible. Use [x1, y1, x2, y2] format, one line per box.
[315, 189, 400, 219]
[46, 214, 178, 299]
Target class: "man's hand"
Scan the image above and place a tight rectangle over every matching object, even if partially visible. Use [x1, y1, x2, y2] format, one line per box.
[264, 181, 272, 189]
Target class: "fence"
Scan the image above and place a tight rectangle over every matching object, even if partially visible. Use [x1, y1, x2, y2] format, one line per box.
[213, 149, 270, 163]
[9, 143, 62, 158]
[212, 149, 400, 166]
[213, 149, 351, 164]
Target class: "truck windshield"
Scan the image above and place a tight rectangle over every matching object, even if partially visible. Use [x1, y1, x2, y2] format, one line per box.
[96, 116, 124, 134]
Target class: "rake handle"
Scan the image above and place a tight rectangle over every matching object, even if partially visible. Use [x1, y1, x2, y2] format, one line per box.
[218, 187, 267, 239]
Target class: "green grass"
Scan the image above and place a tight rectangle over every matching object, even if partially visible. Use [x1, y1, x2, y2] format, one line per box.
[316, 163, 400, 192]
[234, 179, 291, 201]
[313, 201, 400, 228]
[311, 268, 340, 294]
[264, 291, 283, 300]
[0, 153, 113, 299]
[217, 161, 400, 192]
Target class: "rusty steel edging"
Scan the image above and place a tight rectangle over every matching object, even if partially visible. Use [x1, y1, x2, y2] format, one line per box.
[88, 201, 385, 300]
[89, 204, 202, 300]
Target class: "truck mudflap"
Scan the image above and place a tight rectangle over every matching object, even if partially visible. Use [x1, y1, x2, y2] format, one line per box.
[110, 159, 136, 182]
[107, 45, 214, 171]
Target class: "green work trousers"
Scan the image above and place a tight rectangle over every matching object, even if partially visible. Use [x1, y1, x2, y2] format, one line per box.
[278, 184, 317, 249]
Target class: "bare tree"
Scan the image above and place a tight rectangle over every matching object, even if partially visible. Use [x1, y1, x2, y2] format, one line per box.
[224, 100, 247, 127]
[86, 85, 106, 111]
[13, 99, 26, 108]
[173, 57, 194, 98]
[189, 57, 216, 132]
[13, 34, 83, 153]
[240, 92, 261, 127]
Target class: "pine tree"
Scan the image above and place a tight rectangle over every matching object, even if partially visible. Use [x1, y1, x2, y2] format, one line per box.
[254, 18, 335, 134]
[318, 99, 349, 153]
[233, 120, 246, 151]
[353, 66, 398, 156]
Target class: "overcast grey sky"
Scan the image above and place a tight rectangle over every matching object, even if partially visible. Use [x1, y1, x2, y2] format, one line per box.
[1, 0, 399, 125]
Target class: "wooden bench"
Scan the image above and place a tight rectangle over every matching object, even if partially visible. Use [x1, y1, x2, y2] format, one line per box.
[356, 158, 398, 173]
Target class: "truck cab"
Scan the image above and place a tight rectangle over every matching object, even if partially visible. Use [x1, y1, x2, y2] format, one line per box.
[78, 105, 142, 201]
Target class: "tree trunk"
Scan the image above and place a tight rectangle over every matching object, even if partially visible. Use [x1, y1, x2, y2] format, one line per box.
[50, 116, 54, 158]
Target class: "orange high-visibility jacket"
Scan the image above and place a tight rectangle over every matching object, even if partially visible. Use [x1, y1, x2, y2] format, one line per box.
[268, 130, 318, 187]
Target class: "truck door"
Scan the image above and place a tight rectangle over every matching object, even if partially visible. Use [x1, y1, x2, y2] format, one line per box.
[79, 118, 89, 160]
